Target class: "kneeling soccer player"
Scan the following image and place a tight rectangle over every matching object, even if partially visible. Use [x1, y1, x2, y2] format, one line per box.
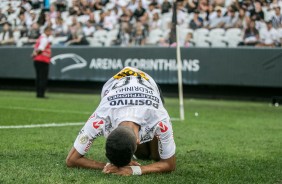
[66, 67, 176, 176]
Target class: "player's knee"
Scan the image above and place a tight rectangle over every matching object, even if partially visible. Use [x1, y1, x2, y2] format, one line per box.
[135, 144, 150, 160]
[65, 157, 75, 167]
[134, 151, 150, 160]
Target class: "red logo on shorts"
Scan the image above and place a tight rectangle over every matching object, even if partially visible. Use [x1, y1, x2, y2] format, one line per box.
[93, 120, 104, 129]
[159, 122, 168, 133]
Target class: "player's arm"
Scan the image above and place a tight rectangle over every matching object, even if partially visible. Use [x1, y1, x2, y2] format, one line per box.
[136, 120, 176, 174]
[66, 147, 106, 169]
[140, 154, 176, 173]
[103, 155, 175, 176]
[66, 116, 107, 169]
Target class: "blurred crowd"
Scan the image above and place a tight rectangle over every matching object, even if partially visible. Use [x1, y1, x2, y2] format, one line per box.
[0, 0, 282, 47]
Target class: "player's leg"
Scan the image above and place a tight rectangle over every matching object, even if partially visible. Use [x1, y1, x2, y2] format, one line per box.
[134, 136, 160, 161]
[135, 142, 150, 160]
[148, 136, 160, 161]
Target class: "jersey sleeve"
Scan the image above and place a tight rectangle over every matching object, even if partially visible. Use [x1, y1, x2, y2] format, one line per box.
[73, 114, 105, 155]
[101, 77, 115, 98]
[155, 120, 176, 159]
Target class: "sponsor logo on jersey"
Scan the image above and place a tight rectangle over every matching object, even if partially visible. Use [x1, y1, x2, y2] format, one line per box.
[140, 125, 156, 143]
[93, 120, 104, 129]
[107, 93, 159, 103]
[79, 134, 89, 144]
[113, 68, 149, 80]
[116, 86, 153, 95]
[103, 90, 109, 97]
[109, 99, 159, 109]
[158, 139, 163, 154]
[84, 138, 94, 152]
[158, 122, 168, 133]
[105, 122, 113, 135]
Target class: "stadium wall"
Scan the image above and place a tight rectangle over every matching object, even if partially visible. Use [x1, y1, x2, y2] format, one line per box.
[0, 47, 281, 88]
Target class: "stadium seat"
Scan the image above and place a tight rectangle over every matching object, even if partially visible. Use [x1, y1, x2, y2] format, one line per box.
[16, 37, 29, 47]
[209, 37, 228, 47]
[209, 28, 227, 47]
[160, 16, 171, 30]
[86, 37, 104, 47]
[225, 28, 243, 47]
[147, 29, 164, 45]
[194, 38, 211, 47]
[179, 28, 194, 46]
[93, 30, 108, 38]
[179, 28, 193, 37]
[93, 30, 108, 46]
[163, 29, 170, 40]
[104, 29, 119, 46]
[209, 28, 225, 37]
[225, 28, 242, 37]
[86, 30, 109, 46]
[193, 28, 210, 47]
[194, 28, 209, 38]
[108, 29, 119, 39]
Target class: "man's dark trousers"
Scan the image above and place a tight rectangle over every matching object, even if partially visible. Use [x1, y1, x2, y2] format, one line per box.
[34, 61, 49, 98]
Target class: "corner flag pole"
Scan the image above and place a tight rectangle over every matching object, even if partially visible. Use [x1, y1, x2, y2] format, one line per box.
[176, 25, 185, 121]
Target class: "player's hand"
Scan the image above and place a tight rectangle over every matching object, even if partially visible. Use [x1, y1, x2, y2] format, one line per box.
[128, 160, 141, 166]
[103, 165, 132, 176]
[102, 163, 119, 174]
[111, 167, 133, 176]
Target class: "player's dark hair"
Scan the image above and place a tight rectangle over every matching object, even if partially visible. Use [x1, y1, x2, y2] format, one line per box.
[105, 126, 137, 167]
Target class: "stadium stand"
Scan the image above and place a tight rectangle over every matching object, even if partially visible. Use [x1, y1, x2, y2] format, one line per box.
[0, 0, 281, 47]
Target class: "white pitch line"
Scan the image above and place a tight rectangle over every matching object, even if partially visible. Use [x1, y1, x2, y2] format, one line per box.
[0, 122, 84, 129]
[0, 106, 91, 115]
[1, 119, 182, 129]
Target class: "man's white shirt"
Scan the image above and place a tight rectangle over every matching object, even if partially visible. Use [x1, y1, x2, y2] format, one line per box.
[38, 33, 50, 51]
[260, 28, 280, 44]
[74, 67, 176, 160]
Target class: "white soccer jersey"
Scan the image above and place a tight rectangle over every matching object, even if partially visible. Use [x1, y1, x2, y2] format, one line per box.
[74, 67, 176, 160]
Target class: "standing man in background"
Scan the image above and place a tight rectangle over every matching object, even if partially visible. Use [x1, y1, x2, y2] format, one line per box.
[32, 26, 52, 98]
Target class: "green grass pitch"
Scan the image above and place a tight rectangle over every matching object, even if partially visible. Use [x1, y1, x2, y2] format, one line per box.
[0, 90, 281, 184]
